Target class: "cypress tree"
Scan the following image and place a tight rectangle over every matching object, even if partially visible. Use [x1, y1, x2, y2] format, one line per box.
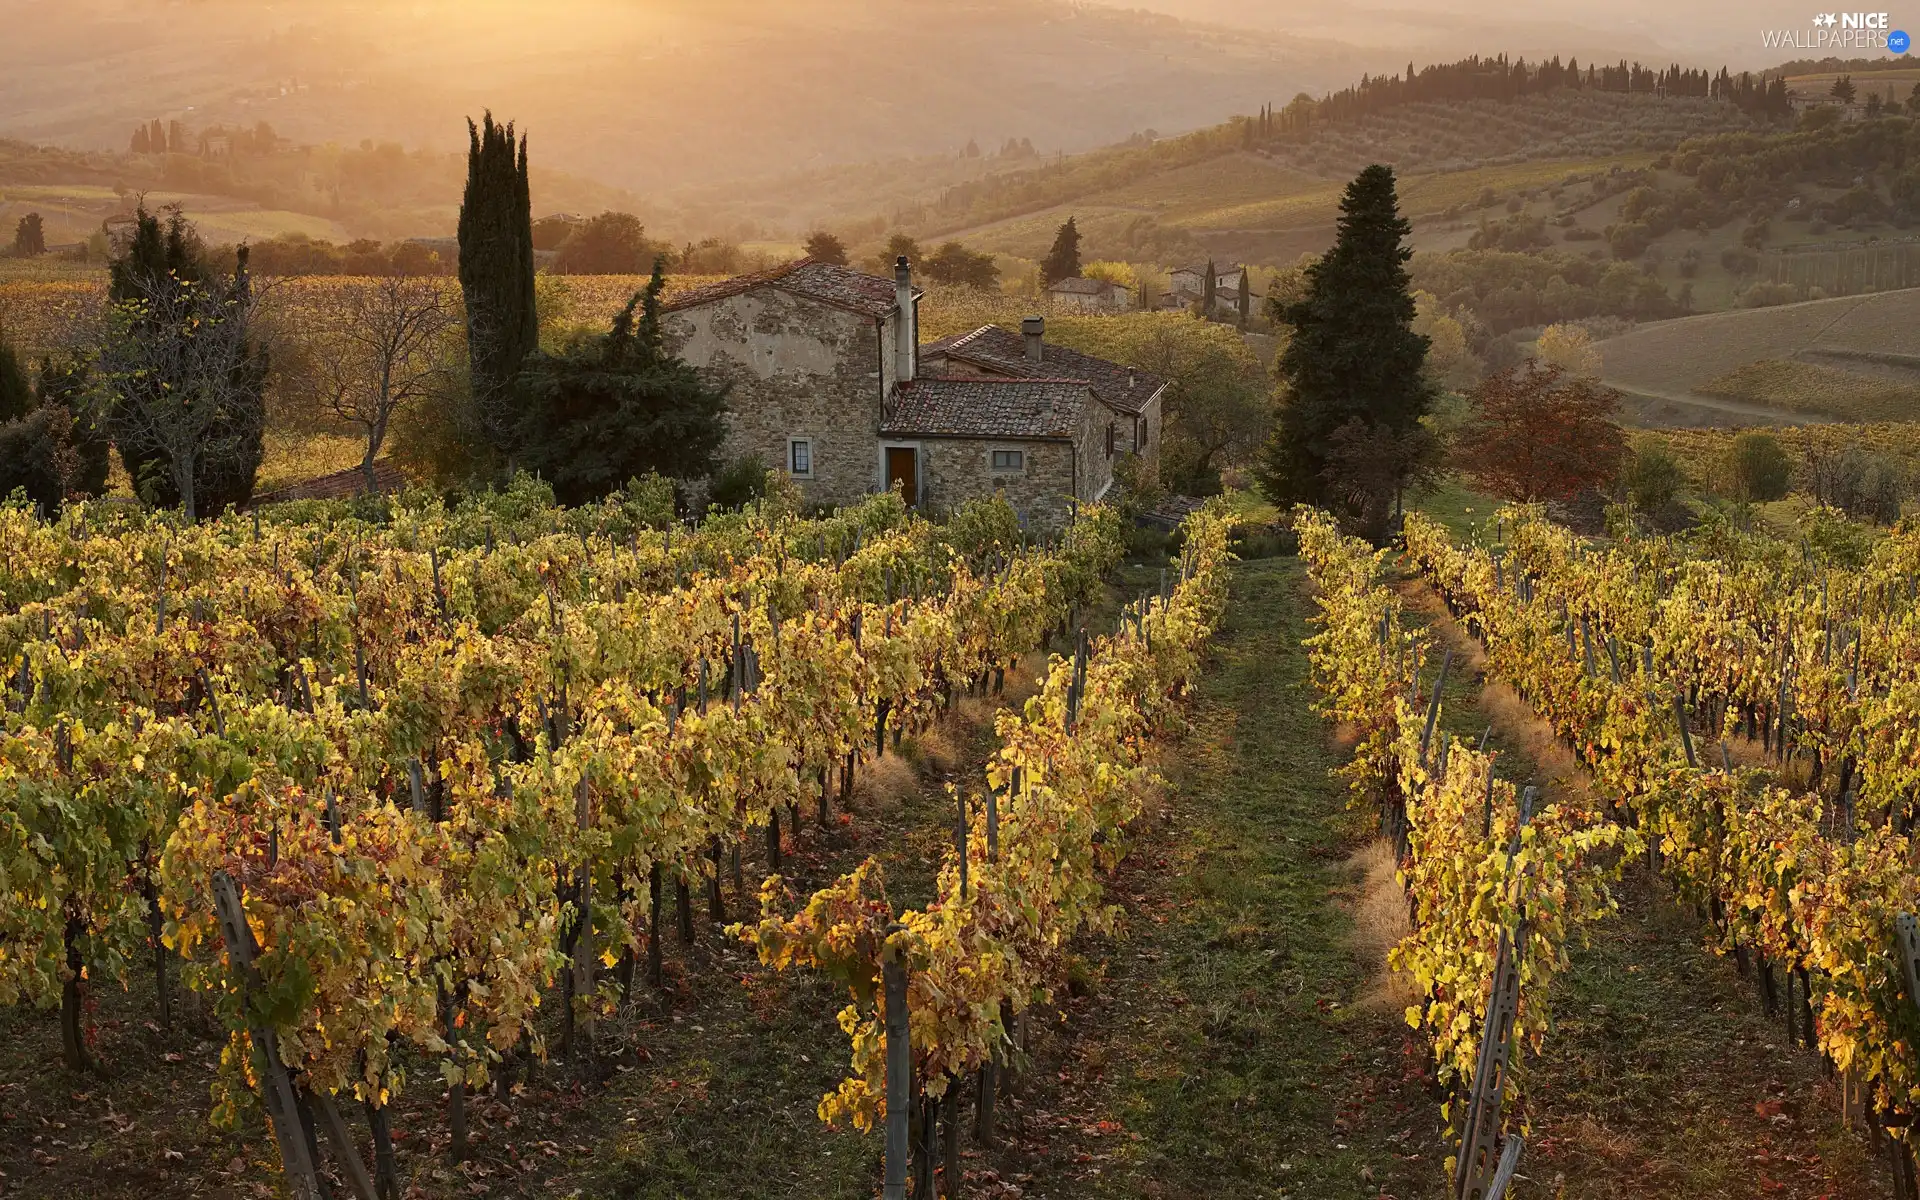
[12, 214, 46, 258]
[1040, 217, 1081, 286]
[1257, 164, 1432, 529]
[458, 112, 538, 459]
[1202, 260, 1217, 317]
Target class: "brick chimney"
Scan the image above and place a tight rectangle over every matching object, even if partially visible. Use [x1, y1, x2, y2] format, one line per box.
[1022, 315, 1044, 363]
[895, 256, 916, 384]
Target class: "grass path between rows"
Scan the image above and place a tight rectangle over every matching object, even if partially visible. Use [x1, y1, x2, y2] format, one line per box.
[1016, 552, 1894, 1200]
[1001, 557, 1447, 1199]
[1396, 566, 1892, 1200]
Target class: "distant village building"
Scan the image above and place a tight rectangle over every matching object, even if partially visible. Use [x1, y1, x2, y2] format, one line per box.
[1045, 275, 1132, 313]
[660, 257, 1165, 529]
[1158, 262, 1259, 319]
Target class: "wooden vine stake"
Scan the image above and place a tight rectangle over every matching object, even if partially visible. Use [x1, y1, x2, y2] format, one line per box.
[883, 930, 911, 1200]
[210, 872, 329, 1200]
[1454, 785, 1536, 1200]
[1453, 919, 1527, 1200]
[1887, 913, 1920, 1197]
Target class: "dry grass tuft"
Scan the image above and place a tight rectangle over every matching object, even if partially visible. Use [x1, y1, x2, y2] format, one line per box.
[1344, 839, 1420, 1013]
[852, 753, 921, 815]
[911, 723, 966, 777]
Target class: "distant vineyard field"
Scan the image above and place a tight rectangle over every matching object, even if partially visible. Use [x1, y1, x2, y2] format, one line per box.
[1763, 240, 1920, 296]
[1649, 421, 1920, 491]
[1597, 289, 1920, 401]
[0, 184, 351, 250]
[1697, 358, 1920, 423]
[1179, 154, 1653, 233]
[946, 151, 1659, 263]
[915, 91, 1755, 250]
[0, 273, 730, 360]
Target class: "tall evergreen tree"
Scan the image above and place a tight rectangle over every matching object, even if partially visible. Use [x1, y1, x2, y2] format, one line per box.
[0, 335, 30, 423]
[12, 214, 45, 258]
[458, 112, 538, 458]
[1202, 260, 1217, 317]
[1040, 217, 1081, 285]
[148, 120, 166, 155]
[1257, 164, 1433, 535]
[512, 260, 729, 505]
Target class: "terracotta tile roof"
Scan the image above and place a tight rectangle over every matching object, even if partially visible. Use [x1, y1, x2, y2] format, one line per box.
[252, 459, 407, 506]
[918, 324, 1165, 416]
[661, 257, 909, 320]
[882, 377, 1091, 439]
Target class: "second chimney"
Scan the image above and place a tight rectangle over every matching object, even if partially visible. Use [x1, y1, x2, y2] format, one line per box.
[895, 256, 916, 384]
[1022, 315, 1044, 364]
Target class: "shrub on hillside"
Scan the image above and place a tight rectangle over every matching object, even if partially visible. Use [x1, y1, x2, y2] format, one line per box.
[1739, 281, 1798, 308]
[1621, 437, 1688, 512]
[1727, 431, 1792, 502]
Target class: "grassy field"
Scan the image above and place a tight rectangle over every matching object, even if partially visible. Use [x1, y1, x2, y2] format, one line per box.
[1086, 153, 1324, 216]
[0, 184, 350, 250]
[1596, 289, 1920, 408]
[1697, 358, 1920, 422]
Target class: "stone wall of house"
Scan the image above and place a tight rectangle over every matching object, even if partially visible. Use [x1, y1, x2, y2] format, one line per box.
[919, 437, 1078, 532]
[663, 289, 898, 506]
[1074, 391, 1118, 502]
[1131, 389, 1164, 473]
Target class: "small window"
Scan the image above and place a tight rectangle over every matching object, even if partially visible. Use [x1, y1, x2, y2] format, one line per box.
[1138, 416, 1148, 449]
[789, 438, 813, 478]
[991, 449, 1024, 472]
[1106, 423, 1116, 458]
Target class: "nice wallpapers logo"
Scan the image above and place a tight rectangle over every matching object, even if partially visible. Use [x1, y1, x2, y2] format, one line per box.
[1763, 12, 1911, 49]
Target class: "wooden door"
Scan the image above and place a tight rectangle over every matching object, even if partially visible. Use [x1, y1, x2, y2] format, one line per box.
[885, 447, 918, 507]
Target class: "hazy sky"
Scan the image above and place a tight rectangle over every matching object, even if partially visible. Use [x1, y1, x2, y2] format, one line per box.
[0, 0, 1904, 196]
[1098, 0, 1905, 66]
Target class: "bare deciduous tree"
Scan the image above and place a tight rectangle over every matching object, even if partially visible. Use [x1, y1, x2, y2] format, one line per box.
[302, 275, 457, 492]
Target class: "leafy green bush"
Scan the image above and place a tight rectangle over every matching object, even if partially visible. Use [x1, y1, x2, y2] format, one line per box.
[1622, 438, 1687, 511]
[707, 454, 771, 511]
[1728, 432, 1791, 502]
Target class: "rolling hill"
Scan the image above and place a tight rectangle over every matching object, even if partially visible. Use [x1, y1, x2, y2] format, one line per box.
[889, 89, 1760, 269]
[1596, 288, 1920, 424]
[0, 0, 1378, 202]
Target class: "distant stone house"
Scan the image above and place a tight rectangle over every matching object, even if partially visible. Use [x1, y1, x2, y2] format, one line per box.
[1159, 262, 1259, 320]
[1045, 275, 1133, 313]
[660, 257, 1165, 529]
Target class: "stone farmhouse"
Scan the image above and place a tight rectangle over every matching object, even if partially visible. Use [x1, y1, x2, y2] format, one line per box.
[660, 257, 1165, 529]
[1044, 275, 1134, 314]
[1158, 262, 1259, 320]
